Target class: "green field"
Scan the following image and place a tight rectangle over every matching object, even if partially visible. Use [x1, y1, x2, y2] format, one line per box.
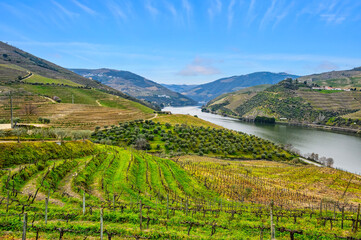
[0, 141, 360, 239]
[23, 74, 82, 87]
[154, 114, 222, 128]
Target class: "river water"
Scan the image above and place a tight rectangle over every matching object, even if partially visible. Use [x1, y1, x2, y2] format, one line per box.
[163, 106, 361, 174]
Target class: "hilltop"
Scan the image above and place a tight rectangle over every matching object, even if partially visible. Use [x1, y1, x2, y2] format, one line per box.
[299, 66, 361, 88]
[182, 72, 299, 103]
[71, 68, 197, 107]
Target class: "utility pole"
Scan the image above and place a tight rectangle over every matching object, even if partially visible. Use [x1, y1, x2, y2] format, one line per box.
[10, 91, 13, 128]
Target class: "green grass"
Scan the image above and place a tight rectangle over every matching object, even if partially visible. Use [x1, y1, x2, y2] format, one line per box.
[23, 74, 82, 87]
[15, 84, 108, 105]
[155, 114, 222, 128]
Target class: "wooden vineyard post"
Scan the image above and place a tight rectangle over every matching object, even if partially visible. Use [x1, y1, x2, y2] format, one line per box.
[100, 208, 104, 240]
[45, 196, 49, 224]
[355, 204, 360, 233]
[6, 189, 9, 213]
[22, 213, 27, 240]
[341, 206, 345, 229]
[320, 199, 323, 217]
[113, 194, 115, 212]
[83, 191, 86, 215]
[139, 199, 143, 231]
[167, 194, 170, 219]
[270, 200, 276, 240]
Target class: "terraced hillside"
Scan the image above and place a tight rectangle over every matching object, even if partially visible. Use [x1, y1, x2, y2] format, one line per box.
[0, 84, 154, 129]
[299, 66, 361, 88]
[296, 90, 361, 111]
[205, 84, 271, 116]
[1, 141, 360, 239]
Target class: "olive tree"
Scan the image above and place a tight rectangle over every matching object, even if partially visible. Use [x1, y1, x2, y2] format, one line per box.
[53, 129, 69, 143]
[12, 128, 27, 143]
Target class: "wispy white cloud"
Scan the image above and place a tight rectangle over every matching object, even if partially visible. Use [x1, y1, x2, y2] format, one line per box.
[258, 0, 295, 30]
[259, 0, 276, 29]
[320, 14, 346, 24]
[177, 57, 221, 76]
[227, 0, 236, 29]
[273, 1, 295, 29]
[208, 0, 222, 21]
[72, 0, 97, 16]
[182, 0, 192, 23]
[145, 0, 159, 18]
[107, 0, 128, 22]
[297, 0, 360, 25]
[165, 2, 178, 19]
[246, 0, 257, 26]
[51, 0, 78, 19]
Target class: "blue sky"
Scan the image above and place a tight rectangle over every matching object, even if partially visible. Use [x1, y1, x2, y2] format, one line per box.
[1, 0, 361, 84]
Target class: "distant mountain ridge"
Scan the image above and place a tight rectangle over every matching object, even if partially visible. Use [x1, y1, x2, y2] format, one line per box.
[71, 68, 197, 107]
[161, 84, 199, 93]
[182, 72, 300, 103]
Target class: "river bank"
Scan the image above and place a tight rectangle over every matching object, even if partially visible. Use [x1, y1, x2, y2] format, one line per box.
[163, 106, 361, 174]
[277, 121, 361, 136]
[204, 110, 361, 136]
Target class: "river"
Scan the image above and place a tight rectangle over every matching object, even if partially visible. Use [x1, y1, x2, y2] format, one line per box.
[163, 106, 361, 174]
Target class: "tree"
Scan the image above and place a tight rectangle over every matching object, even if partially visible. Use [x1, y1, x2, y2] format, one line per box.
[12, 128, 27, 143]
[22, 103, 38, 115]
[53, 129, 69, 143]
[325, 158, 334, 167]
[134, 138, 150, 150]
[79, 130, 92, 142]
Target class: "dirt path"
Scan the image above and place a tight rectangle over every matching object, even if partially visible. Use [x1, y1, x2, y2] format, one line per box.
[0, 124, 11, 130]
[43, 96, 57, 103]
[22, 72, 33, 80]
[148, 113, 158, 120]
[58, 157, 92, 200]
[21, 168, 65, 206]
[95, 99, 102, 106]
[89, 175, 105, 202]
